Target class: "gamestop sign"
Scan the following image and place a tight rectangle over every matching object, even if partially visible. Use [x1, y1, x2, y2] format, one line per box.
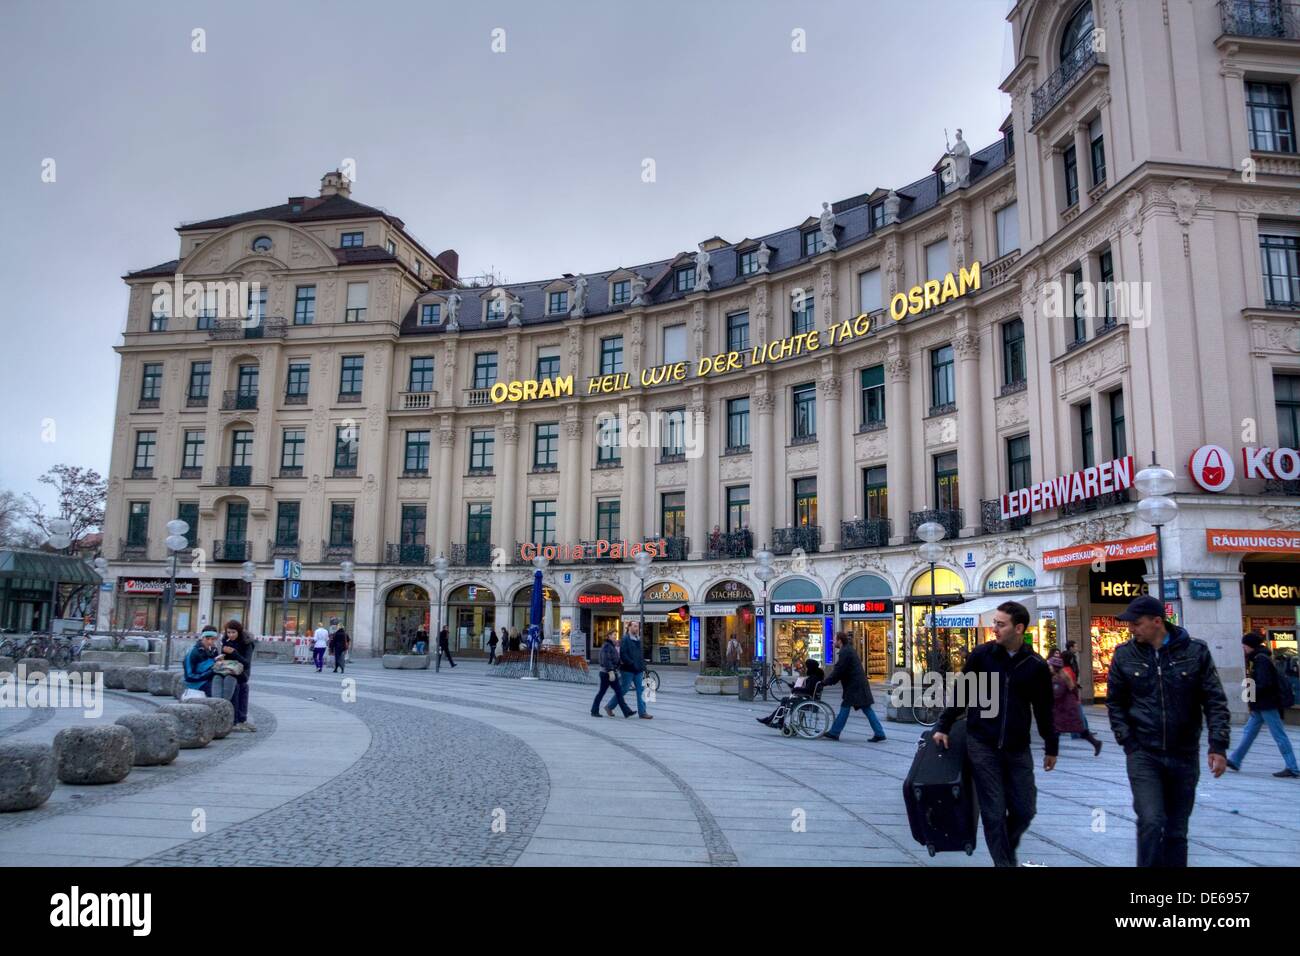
[1000, 456, 1134, 520]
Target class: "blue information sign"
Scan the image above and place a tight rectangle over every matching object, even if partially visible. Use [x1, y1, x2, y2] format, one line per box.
[1189, 579, 1221, 600]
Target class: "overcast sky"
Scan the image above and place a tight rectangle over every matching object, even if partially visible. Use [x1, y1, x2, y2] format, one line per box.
[0, 0, 1014, 516]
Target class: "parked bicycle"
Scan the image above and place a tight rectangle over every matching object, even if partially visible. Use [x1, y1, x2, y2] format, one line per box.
[750, 660, 795, 701]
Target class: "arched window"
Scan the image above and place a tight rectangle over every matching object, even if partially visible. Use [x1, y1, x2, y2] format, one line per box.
[1059, 2, 1094, 62]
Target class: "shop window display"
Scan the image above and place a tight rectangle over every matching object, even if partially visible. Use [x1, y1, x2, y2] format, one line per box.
[1090, 615, 1127, 700]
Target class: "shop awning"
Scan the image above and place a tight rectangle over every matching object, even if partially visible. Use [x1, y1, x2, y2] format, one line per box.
[927, 594, 1036, 628]
[0, 549, 102, 587]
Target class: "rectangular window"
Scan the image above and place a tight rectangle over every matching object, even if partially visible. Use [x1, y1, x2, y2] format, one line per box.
[739, 250, 759, 276]
[925, 239, 950, 281]
[247, 285, 267, 323]
[466, 503, 492, 545]
[792, 382, 817, 439]
[334, 426, 358, 469]
[611, 280, 631, 305]
[133, 431, 156, 471]
[149, 309, 167, 332]
[663, 324, 687, 365]
[727, 311, 750, 353]
[600, 336, 624, 375]
[1260, 232, 1300, 307]
[140, 363, 163, 401]
[864, 466, 888, 521]
[596, 499, 621, 541]
[1277, 374, 1300, 448]
[1002, 319, 1026, 386]
[726, 397, 750, 450]
[859, 268, 882, 314]
[400, 505, 426, 545]
[860, 365, 885, 427]
[224, 502, 248, 544]
[1080, 402, 1095, 469]
[675, 266, 696, 293]
[596, 417, 621, 465]
[281, 429, 306, 470]
[341, 231, 363, 248]
[420, 303, 441, 326]
[405, 430, 431, 473]
[177, 502, 198, 549]
[286, 362, 310, 398]
[230, 429, 253, 467]
[534, 423, 559, 469]
[930, 345, 955, 409]
[548, 290, 568, 314]
[792, 295, 815, 336]
[196, 291, 217, 330]
[869, 202, 886, 230]
[126, 502, 149, 546]
[182, 430, 205, 470]
[726, 485, 750, 533]
[340, 356, 364, 396]
[794, 477, 818, 527]
[409, 357, 434, 393]
[469, 428, 495, 472]
[473, 352, 498, 389]
[661, 492, 686, 538]
[1070, 266, 1087, 342]
[385, 239, 396, 255]
[1007, 434, 1032, 492]
[536, 348, 561, 380]
[1109, 390, 1127, 458]
[934, 452, 959, 511]
[802, 229, 824, 257]
[294, 285, 316, 325]
[1247, 82, 1296, 154]
[486, 297, 506, 322]
[661, 408, 686, 458]
[1063, 145, 1080, 207]
[329, 503, 354, 546]
[188, 361, 211, 399]
[531, 501, 557, 545]
[995, 203, 1020, 258]
[1089, 118, 1106, 185]
[237, 364, 258, 397]
[275, 501, 300, 545]
[345, 283, 368, 323]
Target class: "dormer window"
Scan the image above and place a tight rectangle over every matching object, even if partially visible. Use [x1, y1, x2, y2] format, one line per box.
[674, 266, 696, 293]
[290, 202, 303, 213]
[869, 202, 886, 230]
[611, 280, 631, 305]
[414, 260, 422, 278]
[548, 291, 569, 314]
[802, 229, 824, 257]
[487, 298, 506, 322]
[341, 231, 363, 248]
[385, 239, 396, 255]
[251, 235, 273, 252]
[420, 303, 441, 326]
[738, 250, 759, 276]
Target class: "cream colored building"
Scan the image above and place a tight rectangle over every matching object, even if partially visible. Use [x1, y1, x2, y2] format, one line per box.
[102, 0, 1299, 707]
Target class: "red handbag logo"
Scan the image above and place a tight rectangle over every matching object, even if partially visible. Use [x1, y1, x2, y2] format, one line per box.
[1202, 448, 1225, 486]
[1189, 444, 1234, 492]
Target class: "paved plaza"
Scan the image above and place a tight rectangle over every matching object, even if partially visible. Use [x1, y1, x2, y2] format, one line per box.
[2, 661, 1297, 867]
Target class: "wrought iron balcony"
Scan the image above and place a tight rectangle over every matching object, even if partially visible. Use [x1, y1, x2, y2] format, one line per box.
[138, 397, 160, 409]
[658, 451, 686, 464]
[981, 499, 1031, 535]
[268, 538, 300, 559]
[213, 539, 251, 562]
[450, 541, 494, 567]
[130, 467, 154, 480]
[386, 543, 430, 566]
[790, 433, 818, 447]
[771, 525, 820, 556]
[1263, 478, 1300, 495]
[570, 540, 624, 564]
[186, 394, 209, 408]
[909, 509, 963, 543]
[279, 466, 304, 478]
[333, 465, 358, 478]
[119, 537, 148, 559]
[216, 465, 252, 487]
[179, 466, 202, 480]
[284, 392, 309, 405]
[840, 518, 891, 550]
[1219, 0, 1300, 39]
[1000, 380, 1028, 397]
[650, 536, 691, 562]
[322, 540, 354, 560]
[704, 529, 753, 560]
[221, 389, 258, 411]
[208, 316, 287, 340]
[1059, 487, 1133, 516]
[337, 392, 362, 404]
[1031, 39, 1101, 126]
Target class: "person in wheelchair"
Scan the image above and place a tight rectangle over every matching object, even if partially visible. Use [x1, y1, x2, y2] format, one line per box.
[757, 658, 824, 729]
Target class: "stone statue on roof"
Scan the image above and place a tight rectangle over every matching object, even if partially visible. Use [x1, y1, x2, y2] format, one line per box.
[570, 276, 589, 318]
[757, 242, 771, 273]
[694, 244, 711, 292]
[507, 297, 523, 327]
[630, 275, 647, 307]
[884, 190, 901, 225]
[819, 202, 838, 251]
[947, 128, 971, 188]
[445, 291, 462, 330]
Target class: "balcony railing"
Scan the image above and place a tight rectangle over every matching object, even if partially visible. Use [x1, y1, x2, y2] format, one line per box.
[284, 392, 308, 405]
[179, 466, 202, 480]
[119, 537, 148, 559]
[333, 465, 358, 478]
[909, 509, 963, 543]
[1059, 487, 1132, 516]
[216, 465, 252, 487]
[771, 526, 820, 556]
[1000, 380, 1028, 397]
[659, 452, 686, 464]
[981, 499, 1031, 535]
[983, 249, 1021, 288]
[268, 538, 300, 559]
[1263, 478, 1300, 495]
[130, 468, 154, 480]
[208, 316, 288, 340]
[280, 466, 304, 478]
[1264, 294, 1300, 310]
[213, 539, 251, 562]
[1219, 0, 1300, 39]
[337, 392, 362, 404]
[221, 389, 258, 411]
[322, 540, 355, 560]
[386, 543, 430, 566]
[704, 529, 753, 560]
[1031, 39, 1101, 126]
[399, 390, 436, 410]
[186, 394, 209, 408]
[450, 541, 494, 567]
[840, 518, 891, 550]
[465, 388, 493, 407]
[572, 540, 624, 564]
[651, 536, 691, 562]
[138, 397, 160, 409]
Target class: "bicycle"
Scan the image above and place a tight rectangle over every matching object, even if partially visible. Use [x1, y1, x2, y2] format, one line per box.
[750, 660, 794, 701]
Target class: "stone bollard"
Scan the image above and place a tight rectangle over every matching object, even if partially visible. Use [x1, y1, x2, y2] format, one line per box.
[123, 667, 153, 693]
[70, 661, 104, 675]
[171, 672, 186, 699]
[192, 697, 235, 739]
[147, 670, 175, 696]
[157, 703, 217, 749]
[101, 666, 128, 689]
[0, 657, 16, 674]
[17, 658, 49, 678]
[0, 742, 58, 811]
[114, 714, 181, 767]
[53, 726, 135, 785]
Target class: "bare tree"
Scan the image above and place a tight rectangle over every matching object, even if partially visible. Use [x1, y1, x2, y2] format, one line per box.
[23, 465, 107, 549]
[0, 489, 42, 548]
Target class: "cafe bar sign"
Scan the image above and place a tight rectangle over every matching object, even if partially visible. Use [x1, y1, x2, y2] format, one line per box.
[1000, 456, 1134, 520]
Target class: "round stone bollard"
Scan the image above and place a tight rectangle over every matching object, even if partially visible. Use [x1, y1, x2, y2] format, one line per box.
[192, 697, 235, 739]
[101, 666, 128, 689]
[18, 658, 49, 678]
[147, 669, 175, 696]
[123, 667, 153, 693]
[114, 713, 181, 767]
[0, 742, 57, 812]
[53, 725, 135, 785]
[70, 661, 103, 675]
[157, 703, 217, 749]
[171, 672, 186, 698]
[0, 657, 15, 674]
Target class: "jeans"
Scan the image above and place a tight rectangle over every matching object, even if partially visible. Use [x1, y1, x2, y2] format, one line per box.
[1125, 748, 1199, 868]
[487, 645, 497, 664]
[312, 647, 325, 670]
[966, 736, 1037, 867]
[619, 670, 647, 716]
[233, 681, 250, 724]
[333, 650, 346, 673]
[829, 703, 886, 738]
[592, 671, 633, 716]
[1229, 708, 1299, 772]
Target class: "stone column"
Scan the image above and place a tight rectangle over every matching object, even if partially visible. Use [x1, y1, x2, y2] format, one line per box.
[354, 579, 376, 657]
[623, 398, 646, 544]
[496, 421, 520, 555]
[954, 324, 983, 537]
[817, 372, 843, 551]
[752, 387, 775, 551]
[434, 423, 455, 560]
[686, 396, 710, 559]
[248, 577, 267, 637]
[561, 414, 583, 545]
[886, 353, 912, 545]
[197, 577, 214, 631]
[1220, 66, 1250, 175]
[1074, 121, 1092, 211]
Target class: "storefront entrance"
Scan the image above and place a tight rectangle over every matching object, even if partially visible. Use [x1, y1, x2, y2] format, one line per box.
[908, 567, 968, 675]
[578, 586, 624, 661]
[1240, 558, 1299, 667]
[770, 578, 830, 671]
[837, 573, 894, 680]
[114, 578, 198, 633]
[264, 580, 354, 639]
[640, 581, 690, 666]
[212, 578, 250, 632]
[446, 585, 496, 655]
[384, 584, 429, 653]
[1086, 559, 1151, 700]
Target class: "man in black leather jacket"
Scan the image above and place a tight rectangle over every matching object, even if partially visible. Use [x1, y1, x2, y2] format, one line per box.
[1107, 596, 1231, 867]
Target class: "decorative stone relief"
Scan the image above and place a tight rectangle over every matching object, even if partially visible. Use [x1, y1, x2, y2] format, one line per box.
[1068, 514, 1131, 546]
[1166, 179, 1204, 227]
[952, 330, 980, 359]
[591, 470, 621, 493]
[1237, 194, 1300, 216]
[200, 239, 229, 274]
[1250, 319, 1300, 354]
[915, 321, 955, 351]
[924, 415, 958, 448]
[1260, 506, 1300, 531]
[656, 464, 687, 488]
[719, 455, 751, 481]
[462, 478, 494, 497]
[529, 475, 560, 497]
[840, 551, 889, 576]
[886, 355, 910, 383]
[995, 391, 1030, 429]
[854, 429, 887, 461]
[398, 479, 431, 499]
[786, 445, 817, 471]
[1061, 335, 1128, 396]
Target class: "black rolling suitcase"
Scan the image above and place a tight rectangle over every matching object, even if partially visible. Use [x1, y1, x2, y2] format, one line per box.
[903, 718, 979, 857]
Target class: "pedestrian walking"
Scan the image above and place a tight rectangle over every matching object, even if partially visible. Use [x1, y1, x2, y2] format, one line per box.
[437, 625, 455, 668]
[1106, 595, 1231, 868]
[934, 601, 1057, 867]
[1060, 640, 1090, 738]
[487, 627, 499, 665]
[312, 621, 329, 671]
[1048, 652, 1102, 756]
[329, 624, 350, 674]
[182, 627, 219, 698]
[510, 628, 521, 653]
[220, 619, 258, 732]
[618, 621, 652, 719]
[1227, 632, 1298, 778]
[413, 626, 428, 655]
[725, 634, 742, 673]
[592, 633, 633, 718]
[822, 632, 886, 741]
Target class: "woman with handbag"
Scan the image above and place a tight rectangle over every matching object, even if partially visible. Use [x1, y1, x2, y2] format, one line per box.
[1048, 652, 1101, 756]
[220, 620, 257, 732]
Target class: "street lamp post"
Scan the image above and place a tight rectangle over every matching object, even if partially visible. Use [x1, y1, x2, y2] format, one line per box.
[92, 557, 108, 632]
[161, 520, 190, 670]
[753, 549, 775, 701]
[432, 554, 449, 668]
[1135, 458, 1179, 612]
[46, 518, 72, 632]
[522, 553, 549, 680]
[916, 521, 947, 681]
[339, 560, 354, 661]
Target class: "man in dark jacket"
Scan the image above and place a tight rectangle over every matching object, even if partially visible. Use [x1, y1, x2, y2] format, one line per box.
[1226, 633, 1297, 777]
[618, 621, 652, 719]
[1107, 595, 1231, 867]
[934, 601, 1058, 867]
[329, 625, 350, 674]
[823, 633, 886, 741]
[436, 626, 455, 669]
[592, 634, 634, 718]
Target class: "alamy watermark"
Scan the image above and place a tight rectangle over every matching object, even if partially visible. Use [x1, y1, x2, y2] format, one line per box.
[594, 404, 705, 459]
[888, 669, 1001, 716]
[0, 667, 104, 719]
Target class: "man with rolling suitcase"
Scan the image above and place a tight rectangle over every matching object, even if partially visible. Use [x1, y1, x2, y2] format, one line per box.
[932, 601, 1057, 867]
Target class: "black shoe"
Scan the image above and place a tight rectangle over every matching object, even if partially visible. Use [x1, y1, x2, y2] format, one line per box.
[823, 733, 840, 741]
[1092, 738, 1103, 757]
[1274, 768, 1299, 778]
[590, 712, 602, 718]
[868, 735, 886, 743]
[1226, 758, 1240, 772]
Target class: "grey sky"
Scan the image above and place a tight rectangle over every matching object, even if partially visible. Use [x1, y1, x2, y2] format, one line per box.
[0, 0, 1013, 513]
